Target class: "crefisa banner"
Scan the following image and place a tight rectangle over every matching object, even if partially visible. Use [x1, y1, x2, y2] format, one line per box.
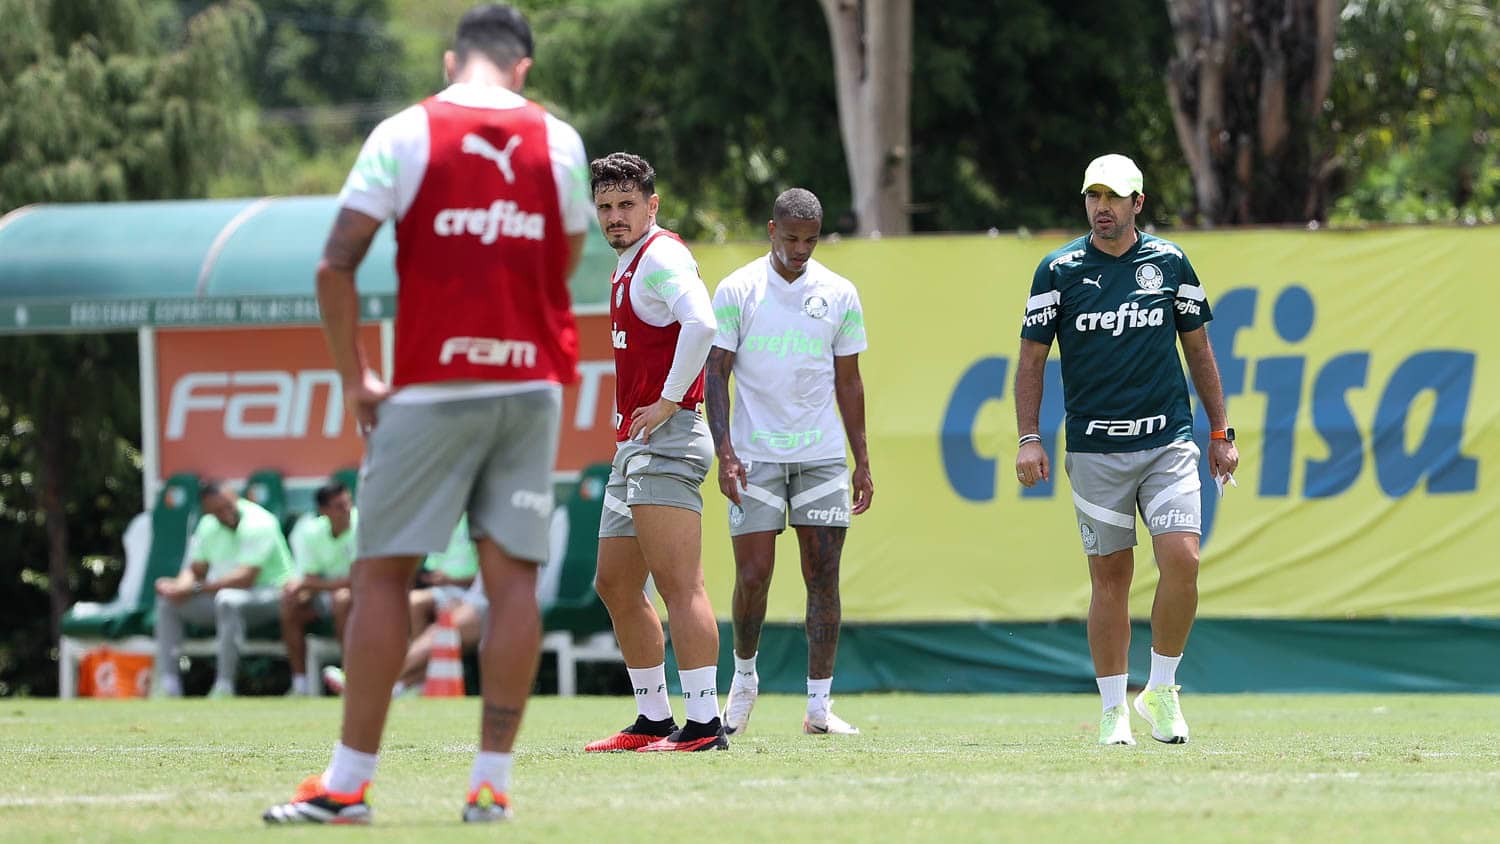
[690, 228, 1498, 623]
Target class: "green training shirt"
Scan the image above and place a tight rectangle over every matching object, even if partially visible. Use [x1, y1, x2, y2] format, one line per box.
[1018, 230, 1212, 454]
[289, 509, 359, 579]
[423, 515, 478, 580]
[186, 498, 294, 587]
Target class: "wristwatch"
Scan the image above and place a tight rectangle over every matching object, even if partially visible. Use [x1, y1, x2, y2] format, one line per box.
[1210, 427, 1235, 442]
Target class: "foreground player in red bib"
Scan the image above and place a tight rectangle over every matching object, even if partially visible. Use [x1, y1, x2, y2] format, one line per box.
[583, 153, 727, 752]
[264, 3, 591, 825]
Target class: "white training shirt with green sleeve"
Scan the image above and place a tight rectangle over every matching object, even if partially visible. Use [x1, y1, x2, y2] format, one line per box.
[186, 498, 294, 587]
[712, 255, 867, 463]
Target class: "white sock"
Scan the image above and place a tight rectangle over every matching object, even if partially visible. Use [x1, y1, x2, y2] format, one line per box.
[323, 742, 378, 795]
[679, 665, 719, 724]
[732, 652, 759, 689]
[1096, 674, 1128, 712]
[1147, 650, 1182, 690]
[291, 674, 309, 695]
[158, 673, 182, 697]
[807, 677, 832, 719]
[628, 664, 673, 721]
[390, 681, 406, 699]
[469, 751, 513, 793]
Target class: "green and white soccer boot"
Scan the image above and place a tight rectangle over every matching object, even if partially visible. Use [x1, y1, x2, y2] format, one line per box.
[1098, 704, 1135, 745]
[1134, 684, 1189, 744]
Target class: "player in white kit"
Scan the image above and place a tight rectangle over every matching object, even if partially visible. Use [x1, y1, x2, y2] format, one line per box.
[705, 188, 873, 735]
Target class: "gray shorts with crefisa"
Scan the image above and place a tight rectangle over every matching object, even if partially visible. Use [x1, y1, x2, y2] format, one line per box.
[597, 409, 713, 539]
[726, 458, 851, 536]
[356, 388, 561, 565]
[1063, 439, 1202, 557]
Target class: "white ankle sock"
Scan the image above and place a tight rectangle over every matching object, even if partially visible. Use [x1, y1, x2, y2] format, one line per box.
[733, 652, 759, 688]
[469, 751, 512, 793]
[1096, 674, 1128, 712]
[628, 664, 673, 721]
[291, 674, 309, 695]
[1147, 650, 1182, 690]
[679, 665, 719, 724]
[324, 742, 377, 795]
[807, 677, 832, 718]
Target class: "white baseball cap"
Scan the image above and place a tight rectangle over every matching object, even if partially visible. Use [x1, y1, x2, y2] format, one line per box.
[1080, 154, 1144, 196]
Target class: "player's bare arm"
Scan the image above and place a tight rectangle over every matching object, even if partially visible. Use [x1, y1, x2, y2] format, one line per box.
[833, 353, 873, 514]
[1014, 338, 1051, 487]
[316, 207, 388, 434]
[1179, 326, 1240, 479]
[705, 346, 746, 505]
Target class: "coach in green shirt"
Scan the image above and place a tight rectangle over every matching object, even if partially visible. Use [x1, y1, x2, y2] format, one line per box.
[281, 481, 357, 696]
[154, 480, 293, 697]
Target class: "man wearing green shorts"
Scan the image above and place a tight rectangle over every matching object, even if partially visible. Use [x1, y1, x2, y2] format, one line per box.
[1014, 154, 1239, 746]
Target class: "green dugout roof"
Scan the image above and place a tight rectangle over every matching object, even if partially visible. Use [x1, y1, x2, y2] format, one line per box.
[0, 196, 615, 333]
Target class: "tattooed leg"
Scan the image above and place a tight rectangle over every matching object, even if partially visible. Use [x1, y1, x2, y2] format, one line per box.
[731, 532, 778, 659]
[796, 525, 847, 680]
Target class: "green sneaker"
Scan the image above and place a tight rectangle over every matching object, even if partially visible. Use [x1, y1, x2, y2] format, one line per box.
[1098, 704, 1135, 745]
[1133, 685, 1189, 744]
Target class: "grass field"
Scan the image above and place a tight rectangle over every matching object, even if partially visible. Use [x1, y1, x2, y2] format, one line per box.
[1, 693, 1497, 842]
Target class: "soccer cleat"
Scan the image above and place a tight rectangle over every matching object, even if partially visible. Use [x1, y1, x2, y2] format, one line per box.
[637, 718, 729, 752]
[1134, 684, 1189, 744]
[584, 714, 678, 752]
[462, 783, 513, 823]
[803, 706, 860, 735]
[1098, 704, 1136, 745]
[263, 774, 372, 825]
[321, 666, 345, 696]
[722, 684, 759, 736]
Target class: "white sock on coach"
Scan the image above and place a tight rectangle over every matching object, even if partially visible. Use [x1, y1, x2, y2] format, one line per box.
[1146, 649, 1182, 690]
[628, 663, 673, 721]
[1096, 673, 1128, 712]
[679, 665, 719, 724]
[291, 674, 309, 695]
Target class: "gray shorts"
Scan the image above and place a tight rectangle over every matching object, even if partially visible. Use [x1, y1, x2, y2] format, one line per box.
[727, 458, 850, 536]
[357, 388, 561, 564]
[598, 409, 712, 539]
[1064, 440, 1202, 557]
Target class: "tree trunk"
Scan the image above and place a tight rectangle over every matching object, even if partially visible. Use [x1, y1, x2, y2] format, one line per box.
[37, 403, 72, 642]
[1163, 0, 1339, 225]
[817, 0, 912, 236]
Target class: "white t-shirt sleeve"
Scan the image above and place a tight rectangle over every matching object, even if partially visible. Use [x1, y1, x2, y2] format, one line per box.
[711, 277, 745, 352]
[630, 237, 716, 403]
[337, 104, 429, 222]
[660, 281, 716, 403]
[833, 283, 868, 356]
[545, 114, 592, 235]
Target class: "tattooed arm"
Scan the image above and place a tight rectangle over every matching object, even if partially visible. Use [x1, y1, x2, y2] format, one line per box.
[316, 208, 386, 434]
[705, 346, 746, 505]
[834, 353, 872, 514]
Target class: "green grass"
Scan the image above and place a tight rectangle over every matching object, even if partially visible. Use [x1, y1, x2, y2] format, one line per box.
[1, 694, 1497, 842]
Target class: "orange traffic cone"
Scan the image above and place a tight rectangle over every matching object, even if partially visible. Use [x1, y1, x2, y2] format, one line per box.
[422, 607, 465, 697]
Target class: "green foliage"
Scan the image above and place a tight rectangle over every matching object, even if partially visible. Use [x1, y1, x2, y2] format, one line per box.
[1329, 0, 1500, 224]
[0, 0, 261, 208]
[0, 336, 143, 696]
[0, 0, 257, 696]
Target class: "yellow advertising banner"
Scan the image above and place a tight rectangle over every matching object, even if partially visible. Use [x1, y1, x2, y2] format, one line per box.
[688, 227, 1500, 622]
